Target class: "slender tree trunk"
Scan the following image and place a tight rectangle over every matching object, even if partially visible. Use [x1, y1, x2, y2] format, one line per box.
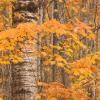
[0, 1, 12, 100]
[96, 29, 100, 100]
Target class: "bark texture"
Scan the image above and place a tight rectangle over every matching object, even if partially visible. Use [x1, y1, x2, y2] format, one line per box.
[96, 29, 100, 100]
[11, 62, 37, 100]
[13, 0, 38, 25]
[11, 0, 38, 100]
[0, 2, 12, 100]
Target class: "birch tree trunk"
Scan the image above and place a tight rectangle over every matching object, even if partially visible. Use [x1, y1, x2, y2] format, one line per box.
[11, 0, 38, 100]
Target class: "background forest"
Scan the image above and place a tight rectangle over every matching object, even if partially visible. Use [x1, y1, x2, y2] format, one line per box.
[0, 0, 100, 100]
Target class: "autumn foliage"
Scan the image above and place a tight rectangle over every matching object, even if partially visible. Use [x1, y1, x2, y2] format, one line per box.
[0, 0, 100, 100]
[0, 19, 98, 99]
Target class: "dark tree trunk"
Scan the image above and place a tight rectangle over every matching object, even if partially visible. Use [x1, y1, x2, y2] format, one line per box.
[0, 2, 12, 100]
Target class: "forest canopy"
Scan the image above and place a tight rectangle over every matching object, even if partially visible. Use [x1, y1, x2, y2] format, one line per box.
[0, 0, 100, 100]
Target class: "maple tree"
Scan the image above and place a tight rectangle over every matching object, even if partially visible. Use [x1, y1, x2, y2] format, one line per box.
[0, 0, 100, 100]
[0, 19, 97, 100]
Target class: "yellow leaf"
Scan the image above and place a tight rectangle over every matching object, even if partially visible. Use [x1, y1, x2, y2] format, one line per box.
[57, 63, 64, 68]
[50, 45, 61, 50]
[91, 55, 98, 64]
[81, 31, 87, 37]
[73, 70, 79, 76]
[88, 33, 96, 40]
[35, 94, 41, 100]
[65, 68, 71, 74]
[76, 40, 87, 49]
[41, 52, 47, 56]
[0, 97, 3, 100]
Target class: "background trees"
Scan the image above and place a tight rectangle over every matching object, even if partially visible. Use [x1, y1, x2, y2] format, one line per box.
[0, 0, 100, 100]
